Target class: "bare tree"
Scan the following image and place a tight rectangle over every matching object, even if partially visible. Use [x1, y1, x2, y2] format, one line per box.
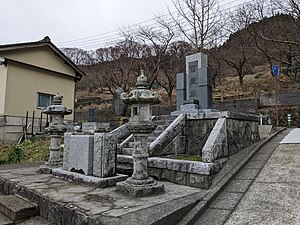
[61, 48, 96, 65]
[251, 13, 300, 82]
[169, 0, 223, 51]
[85, 38, 144, 95]
[219, 3, 262, 85]
[208, 49, 223, 87]
[137, 18, 177, 88]
[156, 41, 194, 104]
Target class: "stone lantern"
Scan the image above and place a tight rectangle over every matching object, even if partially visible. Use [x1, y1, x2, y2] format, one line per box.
[39, 94, 72, 173]
[116, 70, 164, 197]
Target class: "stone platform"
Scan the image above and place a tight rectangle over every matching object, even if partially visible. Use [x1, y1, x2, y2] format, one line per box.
[0, 163, 203, 225]
[52, 168, 128, 188]
[0, 129, 285, 225]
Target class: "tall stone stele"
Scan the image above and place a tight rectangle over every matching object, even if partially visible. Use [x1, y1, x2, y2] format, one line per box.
[39, 95, 72, 173]
[116, 70, 165, 197]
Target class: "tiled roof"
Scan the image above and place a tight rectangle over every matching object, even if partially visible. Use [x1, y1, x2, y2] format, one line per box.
[0, 36, 85, 81]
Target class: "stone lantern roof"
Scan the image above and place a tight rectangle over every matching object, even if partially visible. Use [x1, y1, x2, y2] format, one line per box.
[121, 70, 161, 105]
[43, 95, 72, 115]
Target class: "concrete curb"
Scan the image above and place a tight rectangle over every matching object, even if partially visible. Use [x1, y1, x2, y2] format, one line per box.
[177, 127, 286, 225]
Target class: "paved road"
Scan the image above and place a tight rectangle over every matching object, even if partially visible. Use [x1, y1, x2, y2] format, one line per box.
[194, 129, 294, 225]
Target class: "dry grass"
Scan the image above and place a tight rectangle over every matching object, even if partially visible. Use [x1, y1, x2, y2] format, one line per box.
[0, 137, 50, 164]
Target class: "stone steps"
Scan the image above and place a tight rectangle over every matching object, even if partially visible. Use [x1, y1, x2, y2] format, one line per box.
[17, 216, 50, 225]
[0, 195, 37, 223]
[117, 164, 133, 176]
[121, 147, 133, 155]
[0, 212, 13, 225]
[120, 115, 177, 156]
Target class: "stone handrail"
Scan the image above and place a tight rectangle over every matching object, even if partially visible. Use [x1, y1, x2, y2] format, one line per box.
[149, 114, 185, 156]
[109, 123, 131, 141]
[119, 134, 134, 151]
[202, 118, 228, 163]
[114, 116, 156, 150]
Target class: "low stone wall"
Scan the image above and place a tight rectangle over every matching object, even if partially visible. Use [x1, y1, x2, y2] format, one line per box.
[185, 111, 260, 159]
[185, 118, 217, 155]
[227, 118, 260, 155]
[213, 99, 258, 113]
[117, 155, 225, 189]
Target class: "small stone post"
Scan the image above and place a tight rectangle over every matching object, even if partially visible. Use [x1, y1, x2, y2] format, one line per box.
[116, 70, 165, 197]
[39, 95, 72, 173]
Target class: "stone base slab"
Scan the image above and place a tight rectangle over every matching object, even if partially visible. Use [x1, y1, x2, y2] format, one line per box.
[116, 180, 165, 197]
[52, 168, 128, 188]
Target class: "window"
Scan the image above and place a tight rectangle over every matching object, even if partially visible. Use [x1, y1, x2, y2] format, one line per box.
[37, 93, 54, 108]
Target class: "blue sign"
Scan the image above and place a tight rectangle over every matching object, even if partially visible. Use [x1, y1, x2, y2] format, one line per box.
[272, 65, 279, 77]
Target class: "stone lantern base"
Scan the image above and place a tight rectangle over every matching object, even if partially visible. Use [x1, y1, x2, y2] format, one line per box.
[38, 161, 62, 174]
[116, 178, 164, 197]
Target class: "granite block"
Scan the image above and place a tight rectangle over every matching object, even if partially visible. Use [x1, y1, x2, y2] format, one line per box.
[166, 159, 189, 172]
[94, 133, 117, 178]
[148, 157, 168, 169]
[187, 162, 213, 175]
[65, 134, 94, 175]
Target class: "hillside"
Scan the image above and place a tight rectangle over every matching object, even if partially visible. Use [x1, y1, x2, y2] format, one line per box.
[72, 14, 300, 110]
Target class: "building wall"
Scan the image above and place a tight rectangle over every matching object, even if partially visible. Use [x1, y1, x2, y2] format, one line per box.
[5, 61, 75, 120]
[1, 46, 76, 78]
[0, 64, 7, 114]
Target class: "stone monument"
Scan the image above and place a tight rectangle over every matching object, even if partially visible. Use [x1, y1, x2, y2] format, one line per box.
[113, 87, 128, 116]
[87, 105, 96, 122]
[39, 94, 72, 173]
[116, 70, 165, 197]
[174, 52, 213, 114]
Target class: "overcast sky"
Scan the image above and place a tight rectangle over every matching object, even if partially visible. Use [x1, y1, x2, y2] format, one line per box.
[1, 0, 246, 50]
[1, 0, 175, 47]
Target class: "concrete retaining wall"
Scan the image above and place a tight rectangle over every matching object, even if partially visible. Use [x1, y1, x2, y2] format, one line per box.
[0, 115, 47, 144]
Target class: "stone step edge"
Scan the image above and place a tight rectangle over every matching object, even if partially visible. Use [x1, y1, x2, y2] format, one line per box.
[0, 171, 196, 225]
[0, 211, 13, 225]
[0, 194, 37, 221]
[0, 176, 98, 224]
[177, 127, 287, 225]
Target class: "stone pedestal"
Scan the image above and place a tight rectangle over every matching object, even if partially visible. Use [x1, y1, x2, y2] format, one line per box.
[116, 179, 164, 197]
[116, 132, 164, 197]
[39, 134, 63, 173]
[49, 134, 62, 163]
[63, 134, 94, 175]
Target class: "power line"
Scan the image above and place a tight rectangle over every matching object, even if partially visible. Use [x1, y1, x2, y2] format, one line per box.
[58, 0, 245, 47]
[57, 0, 245, 45]
[57, 0, 269, 50]
[57, 0, 243, 47]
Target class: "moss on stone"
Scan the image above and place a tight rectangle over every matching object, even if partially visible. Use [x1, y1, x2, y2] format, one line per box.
[172, 155, 202, 161]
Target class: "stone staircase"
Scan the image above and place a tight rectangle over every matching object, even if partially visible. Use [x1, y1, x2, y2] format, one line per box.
[120, 115, 178, 156]
[0, 194, 48, 225]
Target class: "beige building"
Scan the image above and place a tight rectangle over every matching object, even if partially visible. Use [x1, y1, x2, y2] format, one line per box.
[0, 37, 85, 143]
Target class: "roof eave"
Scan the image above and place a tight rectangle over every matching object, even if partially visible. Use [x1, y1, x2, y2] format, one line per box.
[0, 38, 85, 80]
